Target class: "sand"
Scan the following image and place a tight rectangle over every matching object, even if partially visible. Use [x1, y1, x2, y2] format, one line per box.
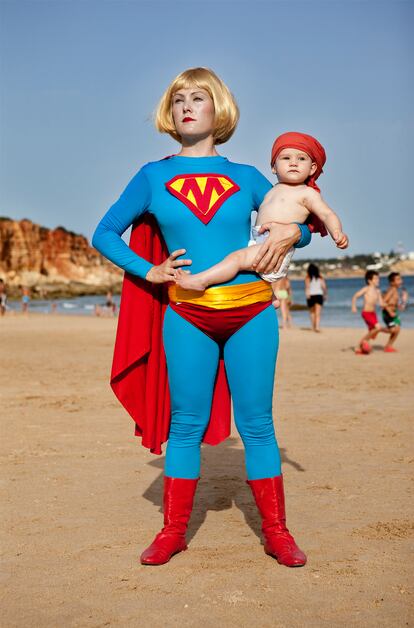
[1, 314, 413, 627]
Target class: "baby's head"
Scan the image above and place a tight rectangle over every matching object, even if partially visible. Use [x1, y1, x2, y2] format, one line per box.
[271, 132, 326, 190]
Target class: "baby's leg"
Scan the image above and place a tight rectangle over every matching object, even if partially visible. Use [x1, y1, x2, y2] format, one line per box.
[175, 245, 261, 291]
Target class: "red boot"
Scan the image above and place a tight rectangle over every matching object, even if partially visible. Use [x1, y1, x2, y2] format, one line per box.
[247, 475, 307, 567]
[140, 476, 198, 566]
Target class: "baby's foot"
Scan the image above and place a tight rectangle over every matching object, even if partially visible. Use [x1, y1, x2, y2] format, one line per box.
[272, 298, 280, 310]
[175, 269, 207, 292]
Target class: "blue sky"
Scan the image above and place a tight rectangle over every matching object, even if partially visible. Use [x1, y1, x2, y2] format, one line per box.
[1, 0, 413, 258]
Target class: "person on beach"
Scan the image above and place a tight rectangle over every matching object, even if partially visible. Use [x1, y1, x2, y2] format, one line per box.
[0, 279, 7, 316]
[305, 263, 327, 332]
[382, 272, 405, 352]
[351, 270, 387, 354]
[94, 291, 117, 317]
[274, 276, 293, 329]
[175, 131, 348, 307]
[20, 286, 30, 314]
[93, 68, 313, 568]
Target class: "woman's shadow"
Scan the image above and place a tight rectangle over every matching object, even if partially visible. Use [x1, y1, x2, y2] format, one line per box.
[142, 437, 305, 543]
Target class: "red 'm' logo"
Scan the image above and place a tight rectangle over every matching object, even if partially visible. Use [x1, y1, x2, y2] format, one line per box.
[165, 174, 240, 224]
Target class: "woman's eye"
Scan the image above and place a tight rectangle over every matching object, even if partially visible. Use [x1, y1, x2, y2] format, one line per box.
[194, 97, 203, 101]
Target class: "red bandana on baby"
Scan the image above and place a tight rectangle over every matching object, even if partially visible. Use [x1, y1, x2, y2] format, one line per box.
[270, 132, 328, 236]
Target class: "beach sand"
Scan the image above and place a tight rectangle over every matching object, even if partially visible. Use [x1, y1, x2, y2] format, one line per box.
[1, 314, 413, 627]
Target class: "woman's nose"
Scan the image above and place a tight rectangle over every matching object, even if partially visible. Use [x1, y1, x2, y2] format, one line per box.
[183, 102, 192, 113]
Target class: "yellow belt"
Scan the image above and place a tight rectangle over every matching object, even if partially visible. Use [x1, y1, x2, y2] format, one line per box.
[168, 280, 272, 310]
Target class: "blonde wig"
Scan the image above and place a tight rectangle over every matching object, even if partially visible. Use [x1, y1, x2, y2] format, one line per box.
[155, 67, 239, 145]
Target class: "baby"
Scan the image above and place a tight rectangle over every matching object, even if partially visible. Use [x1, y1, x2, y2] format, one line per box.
[175, 132, 348, 303]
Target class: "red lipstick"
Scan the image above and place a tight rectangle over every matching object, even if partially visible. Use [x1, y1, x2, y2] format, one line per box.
[183, 117, 195, 122]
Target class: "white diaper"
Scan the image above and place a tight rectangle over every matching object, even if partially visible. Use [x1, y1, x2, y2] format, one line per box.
[248, 225, 294, 282]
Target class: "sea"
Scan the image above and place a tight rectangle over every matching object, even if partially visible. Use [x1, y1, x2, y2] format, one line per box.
[7, 276, 414, 329]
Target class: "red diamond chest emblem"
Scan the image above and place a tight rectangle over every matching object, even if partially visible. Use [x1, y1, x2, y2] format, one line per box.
[165, 173, 240, 224]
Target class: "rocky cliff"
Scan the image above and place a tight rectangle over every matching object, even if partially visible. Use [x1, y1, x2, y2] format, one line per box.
[0, 218, 123, 297]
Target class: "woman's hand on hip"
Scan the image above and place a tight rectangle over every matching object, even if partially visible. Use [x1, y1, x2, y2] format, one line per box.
[145, 249, 192, 284]
[252, 222, 301, 274]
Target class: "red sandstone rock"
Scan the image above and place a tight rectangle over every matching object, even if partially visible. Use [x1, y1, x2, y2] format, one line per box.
[0, 218, 122, 289]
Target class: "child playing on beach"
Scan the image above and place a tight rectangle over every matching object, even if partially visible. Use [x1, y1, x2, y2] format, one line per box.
[351, 270, 387, 354]
[0, 279, 7, 316]
[20, 286, 30, 314]
[175, 132, 349, 304]
[381, 272, 405, 352]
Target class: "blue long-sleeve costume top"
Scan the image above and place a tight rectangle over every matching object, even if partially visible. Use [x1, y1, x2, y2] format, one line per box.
[92, 155, 311, 285]
[93, 155, 312, 481]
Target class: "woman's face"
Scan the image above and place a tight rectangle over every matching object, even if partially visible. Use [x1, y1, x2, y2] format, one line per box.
[171, 87, 215, 142]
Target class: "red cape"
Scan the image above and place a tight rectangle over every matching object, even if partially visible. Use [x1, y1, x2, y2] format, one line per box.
[110, 214, 231, 454]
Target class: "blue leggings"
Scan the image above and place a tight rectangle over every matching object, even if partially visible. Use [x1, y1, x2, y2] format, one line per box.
[163, 304, 281, 480]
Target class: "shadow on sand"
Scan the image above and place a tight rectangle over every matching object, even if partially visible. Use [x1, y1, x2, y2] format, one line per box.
[141, 438, 305, 543]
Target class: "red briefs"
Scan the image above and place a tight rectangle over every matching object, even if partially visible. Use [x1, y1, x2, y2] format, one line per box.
[361, 310, 378, 330]
[169, 300, 271, 343]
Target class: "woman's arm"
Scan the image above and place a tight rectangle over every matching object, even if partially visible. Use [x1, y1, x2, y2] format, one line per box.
[92, 168, 191, 282]
[92, 169, 154, 279]
[304, 276, 310, 298]
[253, 223, 311, 274]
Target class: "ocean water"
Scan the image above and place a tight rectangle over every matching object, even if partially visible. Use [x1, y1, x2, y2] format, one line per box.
[7, 275, 414, 329]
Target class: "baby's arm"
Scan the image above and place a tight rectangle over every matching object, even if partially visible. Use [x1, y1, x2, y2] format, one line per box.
[304, 189, 349, 249]
[351, 287, 367, 313]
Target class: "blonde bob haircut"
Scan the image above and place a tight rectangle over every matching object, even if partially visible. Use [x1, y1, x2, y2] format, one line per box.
[155, 67, 239, 145]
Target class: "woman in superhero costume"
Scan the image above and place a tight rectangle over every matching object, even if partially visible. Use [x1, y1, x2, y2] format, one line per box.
[92, 68, 311, 567]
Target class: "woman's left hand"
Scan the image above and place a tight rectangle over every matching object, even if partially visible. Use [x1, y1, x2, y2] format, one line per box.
[252, 222, 301, 274]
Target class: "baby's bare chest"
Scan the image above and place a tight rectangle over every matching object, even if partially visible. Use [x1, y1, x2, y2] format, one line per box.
[257, 187, 309, 223]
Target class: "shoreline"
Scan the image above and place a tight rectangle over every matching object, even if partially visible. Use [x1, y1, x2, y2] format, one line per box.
[3, 311, 413, 331]
[2, 272, 414, 302]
